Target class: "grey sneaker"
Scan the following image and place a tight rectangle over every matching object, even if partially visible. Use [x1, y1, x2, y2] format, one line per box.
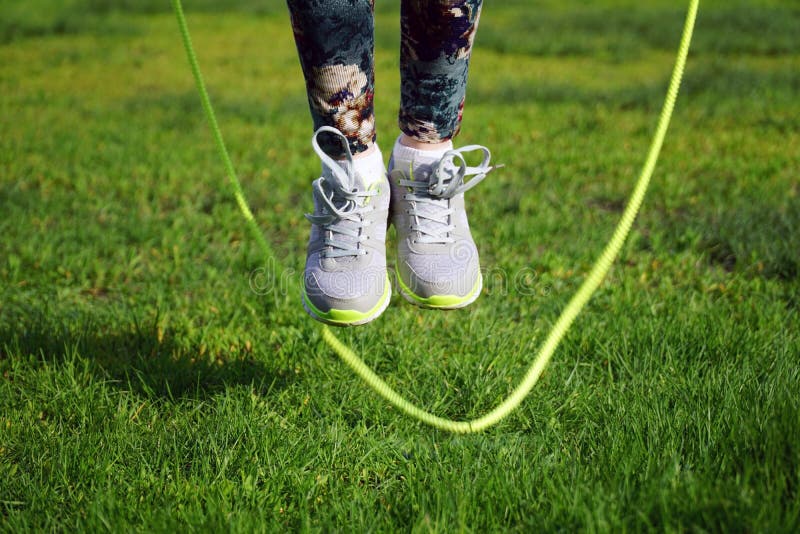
[302, 126, 391, 326]
[388, 141, 500, 309]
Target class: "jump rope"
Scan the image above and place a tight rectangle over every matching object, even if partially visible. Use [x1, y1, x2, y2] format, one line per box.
[171, 0, 699, 433]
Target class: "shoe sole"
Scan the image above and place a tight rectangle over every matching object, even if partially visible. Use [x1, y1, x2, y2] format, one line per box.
[395, 269, 483, 310]
[302, 276, 392, 327]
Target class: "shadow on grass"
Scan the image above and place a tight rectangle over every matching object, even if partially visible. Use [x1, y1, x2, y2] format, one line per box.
[699, 204, 799, 282]
[629, 185, 799, 286]
[0, 304, 295, 401]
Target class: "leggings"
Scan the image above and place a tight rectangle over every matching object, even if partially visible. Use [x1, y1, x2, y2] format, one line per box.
[286, 0, 483, 156]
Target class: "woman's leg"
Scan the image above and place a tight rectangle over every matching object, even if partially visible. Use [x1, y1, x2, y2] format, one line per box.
[389, 0, 493, 309]
[286, 0, 376, 156]
[399, 0, 483, 145]
[289, 1, 391, 326]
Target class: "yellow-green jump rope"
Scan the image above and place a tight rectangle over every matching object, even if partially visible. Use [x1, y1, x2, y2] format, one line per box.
[171, 0, 699, 433]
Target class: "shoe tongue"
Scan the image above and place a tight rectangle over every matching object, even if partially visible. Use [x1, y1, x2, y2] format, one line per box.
[323, 159, 382, 191]
[417, 198, 449, 235]
[322, 160, 356, 192]
[410, 163, 451, 240]
[319, 162, 362, 260]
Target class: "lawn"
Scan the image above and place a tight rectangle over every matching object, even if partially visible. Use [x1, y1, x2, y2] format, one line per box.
[1, 0, 798, 530]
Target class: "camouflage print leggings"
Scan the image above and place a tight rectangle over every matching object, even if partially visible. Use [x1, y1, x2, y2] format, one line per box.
[286, 0, 483, 156]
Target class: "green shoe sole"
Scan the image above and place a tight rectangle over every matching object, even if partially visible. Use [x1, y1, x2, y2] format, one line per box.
[302, 275, 392, 327]
[395, 269, 482, 310]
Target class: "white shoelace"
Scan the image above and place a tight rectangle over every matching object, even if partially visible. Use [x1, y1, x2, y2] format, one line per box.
[397, 145, 501, 244]
[305, 126, 377, 259]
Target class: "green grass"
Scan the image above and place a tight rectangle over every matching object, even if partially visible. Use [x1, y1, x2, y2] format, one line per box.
[1, 0, 799, 530]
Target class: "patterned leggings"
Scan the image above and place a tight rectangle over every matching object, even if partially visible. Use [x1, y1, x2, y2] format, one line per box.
[286, 0, 483, 156]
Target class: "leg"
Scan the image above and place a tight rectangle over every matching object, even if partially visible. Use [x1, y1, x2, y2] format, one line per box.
[399, 0, 483, 145]
[286, 0, 376, 156]
[289, 1, 391, 326]
[390, 0, 497, 309]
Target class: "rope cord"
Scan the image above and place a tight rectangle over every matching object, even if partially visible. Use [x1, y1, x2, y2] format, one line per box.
[171, 0, 698, 433]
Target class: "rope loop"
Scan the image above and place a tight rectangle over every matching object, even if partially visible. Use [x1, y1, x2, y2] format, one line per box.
[171, 0, 699, 433]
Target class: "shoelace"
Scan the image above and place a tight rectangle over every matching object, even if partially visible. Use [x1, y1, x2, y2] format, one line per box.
[305, 126, 377, 259]
[397, 145, 501, 244]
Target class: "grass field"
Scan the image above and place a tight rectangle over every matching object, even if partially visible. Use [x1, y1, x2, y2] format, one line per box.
[1, 0, 799, 530]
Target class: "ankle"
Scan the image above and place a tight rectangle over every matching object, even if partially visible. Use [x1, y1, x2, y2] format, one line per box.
[399, 133, 452, 152]
[350, 143, 378, 160]
[392, 135, 452, 168]
[330, 142, 384, 186]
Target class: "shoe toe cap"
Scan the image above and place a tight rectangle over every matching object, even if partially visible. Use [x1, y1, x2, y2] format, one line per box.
[303, 265, 388, 314]
[401, 249, 480, 299]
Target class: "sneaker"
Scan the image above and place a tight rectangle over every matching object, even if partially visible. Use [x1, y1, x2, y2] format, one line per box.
[302, 126, 391, 326]
[388, 138, 500, 309]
